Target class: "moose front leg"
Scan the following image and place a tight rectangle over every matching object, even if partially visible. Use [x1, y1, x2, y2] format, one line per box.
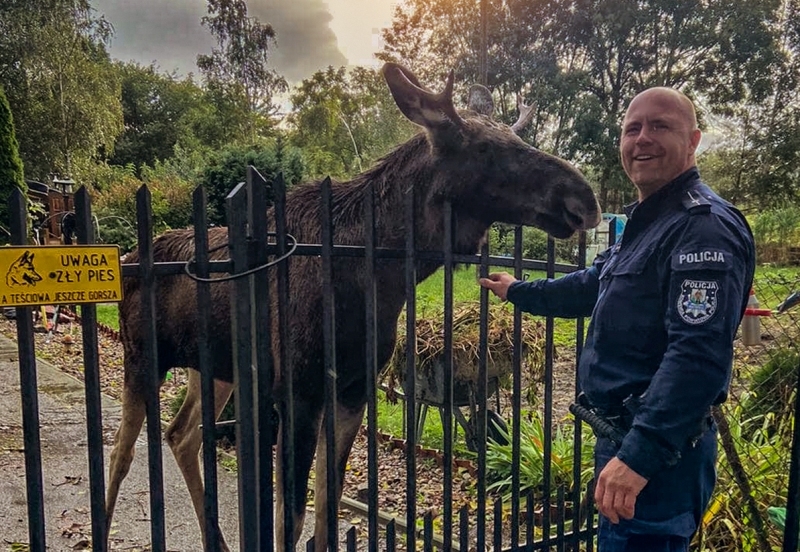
[275, 398, 323, 549]
[312, 399, 367, 552]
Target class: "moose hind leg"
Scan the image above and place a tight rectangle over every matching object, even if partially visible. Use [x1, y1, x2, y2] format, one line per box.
[313, 400, 367, 552]
[165, 369, 233, 551]
[106, 379, 147, 536]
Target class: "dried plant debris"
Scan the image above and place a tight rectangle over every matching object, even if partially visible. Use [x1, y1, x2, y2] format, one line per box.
[382, 302, 548, 401]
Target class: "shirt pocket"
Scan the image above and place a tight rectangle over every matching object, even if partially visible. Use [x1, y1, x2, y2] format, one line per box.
[595, 247, 663, 352]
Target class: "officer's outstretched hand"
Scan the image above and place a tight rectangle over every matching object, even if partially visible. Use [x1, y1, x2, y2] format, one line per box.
[594, 457, 648, 524]
[479, 272, 518, 302]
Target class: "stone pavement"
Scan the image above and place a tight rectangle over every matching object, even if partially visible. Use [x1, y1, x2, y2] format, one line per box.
[0, 332, 243, 551]
[0, 330, 364, 551]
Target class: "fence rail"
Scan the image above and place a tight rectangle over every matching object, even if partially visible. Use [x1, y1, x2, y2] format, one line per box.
[5, 167, 800, 551]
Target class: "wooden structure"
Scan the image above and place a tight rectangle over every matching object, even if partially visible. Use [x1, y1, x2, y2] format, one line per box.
[26, 178, 75, 244]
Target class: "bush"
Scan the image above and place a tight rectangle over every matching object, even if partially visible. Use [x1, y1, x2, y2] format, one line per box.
[486, 411, 594, 501]
[92, 164, 196, 252]
[751, 207, 800, 265]
[741, 348, 800, 434]
[489, 224, 581, 264]
[198, 140, 306, 225]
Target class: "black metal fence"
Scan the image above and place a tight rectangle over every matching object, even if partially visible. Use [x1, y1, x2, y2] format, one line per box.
[5, 166, 800, 551]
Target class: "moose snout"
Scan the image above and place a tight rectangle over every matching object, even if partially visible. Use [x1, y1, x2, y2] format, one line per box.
[564, 195, 602, 231]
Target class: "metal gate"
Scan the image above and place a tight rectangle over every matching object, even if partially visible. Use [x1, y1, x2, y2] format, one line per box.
[5, 166, 800, 551]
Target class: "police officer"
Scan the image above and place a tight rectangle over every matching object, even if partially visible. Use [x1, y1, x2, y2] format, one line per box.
[480, 87, 755, 551]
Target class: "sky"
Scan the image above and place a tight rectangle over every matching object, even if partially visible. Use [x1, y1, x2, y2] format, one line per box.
[91, 0, 397, 83]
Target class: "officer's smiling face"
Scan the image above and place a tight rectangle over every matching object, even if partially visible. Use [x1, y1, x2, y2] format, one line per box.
[620, 88, 702, 200]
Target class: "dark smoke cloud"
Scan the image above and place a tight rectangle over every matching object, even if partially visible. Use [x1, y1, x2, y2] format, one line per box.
[249, 0, 347, 82]
[92, 0, 347, 83]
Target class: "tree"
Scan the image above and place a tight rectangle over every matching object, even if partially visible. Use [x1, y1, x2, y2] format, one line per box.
[110, 62, 229, 172]
[197, 0, 288, 144]
[0, 0, 123, 181]
[697, 0, 800, 209]
[378, 0, 786, 211]
[287, 66, 416, 179]
[0, 84, 26, 241]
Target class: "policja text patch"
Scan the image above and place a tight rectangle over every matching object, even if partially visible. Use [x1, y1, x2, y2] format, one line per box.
[678, 279, 718, 325]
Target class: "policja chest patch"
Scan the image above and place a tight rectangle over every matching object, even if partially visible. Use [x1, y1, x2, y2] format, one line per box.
[678, 279, 718, 324]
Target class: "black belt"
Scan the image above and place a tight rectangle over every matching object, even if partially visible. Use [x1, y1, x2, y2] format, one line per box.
[571, 393, 712, 449]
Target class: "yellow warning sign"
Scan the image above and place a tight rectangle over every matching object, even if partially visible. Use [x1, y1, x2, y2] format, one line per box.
[0, 246, 123, 306]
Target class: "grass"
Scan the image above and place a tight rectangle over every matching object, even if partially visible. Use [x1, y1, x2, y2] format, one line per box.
[95, 304, 120, 329]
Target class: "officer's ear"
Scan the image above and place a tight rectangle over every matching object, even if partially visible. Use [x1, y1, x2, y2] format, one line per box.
[689, 128, 702, 154]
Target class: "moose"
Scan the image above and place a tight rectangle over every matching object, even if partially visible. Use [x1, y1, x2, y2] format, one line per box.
[105, 62, 601, 551]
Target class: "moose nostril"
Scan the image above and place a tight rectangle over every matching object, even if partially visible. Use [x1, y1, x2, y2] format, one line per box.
[563, 196, 601, 229]
[565, 210, 585, 229]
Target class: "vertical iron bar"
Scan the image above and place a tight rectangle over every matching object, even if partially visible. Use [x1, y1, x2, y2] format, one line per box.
[782, 355, 800, 552]
[557, 486, 566, 551]
[321, 177, 339, 551]
[227, 182, 259, 549]
[542, 236, 556, 542]
[571, 231, 587, 552]
[404, 180, 418, 551]
[442, 201, 455, 551]
[586, 480, 596, 552]
[493, 498, 502, 551]
[346, 526, 357, 551]
[10, 189, 46, 552]
[248, 166, 275, 548]
[423, 511, 434, 552]
[512, 226, 524, 549]
[459, 506, 469, 552]
[192, 186, 222, 552]
[135, 185, 166, 551]
[274, 172, 296, 551]
[74, 187, 108, 551]
[364, 181, 379, 552]
[386, 519, 396, 552]
[477, 240, 490, 552]
[526, 491, 534, 549]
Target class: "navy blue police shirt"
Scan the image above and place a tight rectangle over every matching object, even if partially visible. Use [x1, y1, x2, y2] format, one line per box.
[506, 168, 755, 479]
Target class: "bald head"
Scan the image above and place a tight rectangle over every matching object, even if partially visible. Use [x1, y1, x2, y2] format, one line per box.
[619, 87, 702, 199]
[627, 87, 698, 131]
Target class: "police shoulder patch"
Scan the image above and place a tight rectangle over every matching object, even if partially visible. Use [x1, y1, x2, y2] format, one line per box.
[678, 279, 719, 325]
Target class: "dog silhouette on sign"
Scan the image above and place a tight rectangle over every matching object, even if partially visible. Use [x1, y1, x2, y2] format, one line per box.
[6, 251, 43, 287]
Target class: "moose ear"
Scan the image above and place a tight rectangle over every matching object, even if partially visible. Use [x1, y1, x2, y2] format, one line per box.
[466, 85, 493, 116]
[382, 63, 464, 129]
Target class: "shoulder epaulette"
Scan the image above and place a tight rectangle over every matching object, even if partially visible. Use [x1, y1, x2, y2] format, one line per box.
[682, 190, 711, 214]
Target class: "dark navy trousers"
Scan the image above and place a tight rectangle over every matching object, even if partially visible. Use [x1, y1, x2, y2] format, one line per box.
[594, 425, 717, 552]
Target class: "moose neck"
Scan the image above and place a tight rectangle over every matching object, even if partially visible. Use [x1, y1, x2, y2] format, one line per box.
[344, 133, 491, 284]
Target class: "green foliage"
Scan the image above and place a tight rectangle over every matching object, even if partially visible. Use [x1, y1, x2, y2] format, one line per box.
[700, 402, 790, 550]
[288, 66, 416, 180]
[488, 224, 580, 264]
[110, 63, 227, 171]
[91, 164, 196, 251]
[749, 206, 800, 265]
[741, 348, 800, 431]
[198, 140, 305, 225]
[0, 84, 26, 241]
[197, 0, 287, 143]
[0, 0, 123, 180]
[485, 411, 594, 501]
